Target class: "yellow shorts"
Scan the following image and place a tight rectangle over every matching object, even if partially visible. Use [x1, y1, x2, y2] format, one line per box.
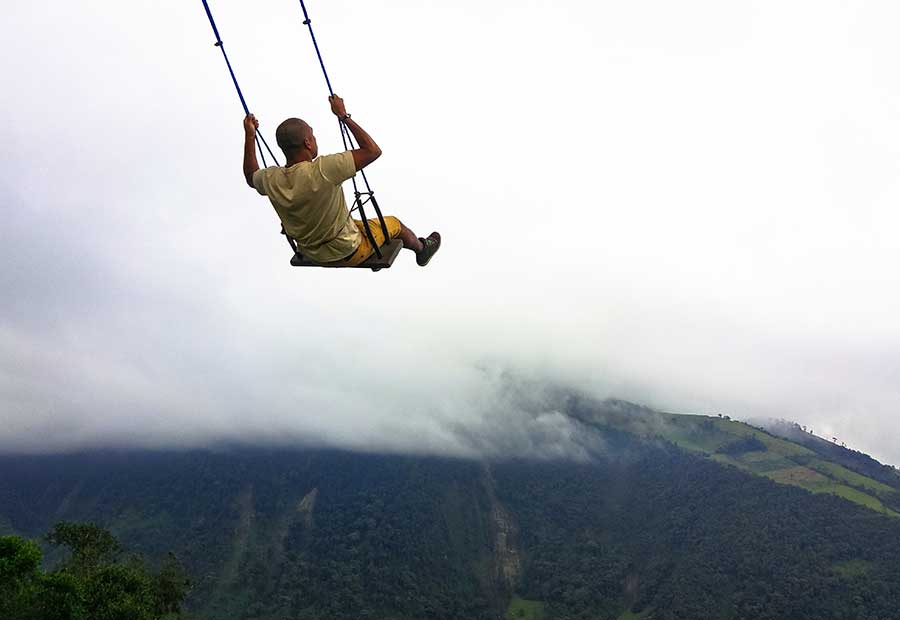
[340, 216, 402, 266]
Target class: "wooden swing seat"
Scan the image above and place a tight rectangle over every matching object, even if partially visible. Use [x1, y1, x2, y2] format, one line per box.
[290, 239, 403, 271]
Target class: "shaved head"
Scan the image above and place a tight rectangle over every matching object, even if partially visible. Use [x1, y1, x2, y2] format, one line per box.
[276, 118, 312, 156]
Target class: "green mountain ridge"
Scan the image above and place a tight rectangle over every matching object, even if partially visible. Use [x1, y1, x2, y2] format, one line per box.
[2, 395, 899, 619]
[564, 398, 900, 517]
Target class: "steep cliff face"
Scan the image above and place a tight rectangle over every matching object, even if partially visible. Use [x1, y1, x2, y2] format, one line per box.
[296, 487, 318, 527]
[482, 464, 522, 592]
[492, 501, 522, 588]
[268, 486, 318, 569]
[208, 484, 255, 611]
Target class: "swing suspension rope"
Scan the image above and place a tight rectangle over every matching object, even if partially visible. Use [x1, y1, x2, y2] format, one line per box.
[200, 0, 279, 169]
[295, 0, 389, 257]
[200, 0, 390, 259]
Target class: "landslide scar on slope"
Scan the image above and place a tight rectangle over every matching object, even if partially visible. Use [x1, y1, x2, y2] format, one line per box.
[482, 464, 522, 590]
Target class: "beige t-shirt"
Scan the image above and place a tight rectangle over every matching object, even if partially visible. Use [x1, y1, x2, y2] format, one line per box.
[252, 152, 360, 263]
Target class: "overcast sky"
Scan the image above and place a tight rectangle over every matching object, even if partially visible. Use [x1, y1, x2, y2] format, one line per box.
[2, 0, 899, 465]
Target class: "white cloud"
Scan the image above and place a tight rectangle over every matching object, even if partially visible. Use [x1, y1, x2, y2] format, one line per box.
[2, 0, 900, 465]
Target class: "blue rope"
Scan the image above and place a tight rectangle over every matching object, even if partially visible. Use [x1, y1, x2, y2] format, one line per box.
[297, 0, 335, 97]
[200, 0, 279, 167]
[297, 0, 355, 168]
[296, 0, 375, 199]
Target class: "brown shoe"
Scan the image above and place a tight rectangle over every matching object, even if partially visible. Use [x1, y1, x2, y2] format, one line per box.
[416, 232, 441, 266]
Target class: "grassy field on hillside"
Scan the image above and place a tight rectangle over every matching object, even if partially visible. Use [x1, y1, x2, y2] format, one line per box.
[833, 559, 874, 578]
[507, 597, 544, 620]
[648, 413, 899, 517]
[806, 459, 897, 495]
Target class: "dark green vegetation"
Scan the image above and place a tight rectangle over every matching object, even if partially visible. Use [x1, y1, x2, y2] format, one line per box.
[0, 522, 188, 620]
[1, 399, 899, 619]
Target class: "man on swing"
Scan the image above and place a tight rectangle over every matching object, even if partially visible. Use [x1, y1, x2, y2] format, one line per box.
[242, 95, 441, 268]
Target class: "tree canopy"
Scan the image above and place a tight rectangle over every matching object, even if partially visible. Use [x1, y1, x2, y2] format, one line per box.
[0, 523, 189, 620]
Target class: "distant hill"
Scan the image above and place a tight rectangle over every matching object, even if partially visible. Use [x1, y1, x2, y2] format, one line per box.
[2, 397, 899, 620]
[565, 396, 900, 516]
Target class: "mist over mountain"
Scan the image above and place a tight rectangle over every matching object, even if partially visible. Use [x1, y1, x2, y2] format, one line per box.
[3, 394, 899, 620]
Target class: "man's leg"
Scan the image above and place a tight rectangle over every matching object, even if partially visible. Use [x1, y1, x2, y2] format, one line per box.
[397, 221, 424, 253]
[398, 220, 441, 265]
[370, 216, 440, 266]
[399, 222, 440, 267]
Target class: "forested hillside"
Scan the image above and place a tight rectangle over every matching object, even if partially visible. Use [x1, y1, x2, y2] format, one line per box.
[2, 410, 900, 620]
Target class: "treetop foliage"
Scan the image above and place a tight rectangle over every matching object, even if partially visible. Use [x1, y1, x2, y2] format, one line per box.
[0, 523, 189, 620]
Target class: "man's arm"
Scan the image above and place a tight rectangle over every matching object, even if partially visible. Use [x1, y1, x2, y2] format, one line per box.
[242, 114, 260, 188]
[329, 95, 382, 171]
